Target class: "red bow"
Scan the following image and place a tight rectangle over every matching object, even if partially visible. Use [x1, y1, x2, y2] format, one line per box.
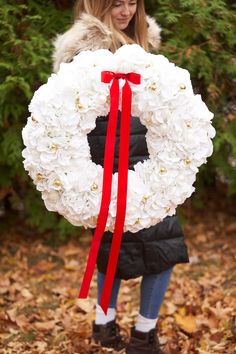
[78, 71, 141, 314]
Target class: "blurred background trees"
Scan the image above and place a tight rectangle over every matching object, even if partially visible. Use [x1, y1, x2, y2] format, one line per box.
[0, 0, 235, 236]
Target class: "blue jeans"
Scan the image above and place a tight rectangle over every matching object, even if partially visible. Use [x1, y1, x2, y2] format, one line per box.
[97, 267, 173, 319]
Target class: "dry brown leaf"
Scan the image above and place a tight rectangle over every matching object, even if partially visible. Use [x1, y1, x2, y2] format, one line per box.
[34, 320, 56, 331]
[163, 302, 178, 315]
[208, 301, 233, 318]
[15, 314, 30, 329]
[21, 288, 34, 299]
[61, 314, 72, 330]
[0, 287, 9, 295]
[210, 331, 224, 343]
[208, 315, 220, 329]
[172, 290, 186, 306]
[64, 259, 80, 271]
[33, 341, 48, 352]
[122, 286, 131, 294]
[75, 298, 95, 313]
[196, 233, 207, 243]
[174, 313, 197, 333]
[224, 114, 236, 122]
[0, 277, 11, 287]
[189, 255, 200, 264]
[33, 259, 57, 272]
[7, 308, 17, 322]
[52, 287, 69, 297]
[1, 198, 236, 353]
[64, 247, 81, 257]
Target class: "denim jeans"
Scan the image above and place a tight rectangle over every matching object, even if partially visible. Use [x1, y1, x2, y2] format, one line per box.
[97, 267, 173, 319]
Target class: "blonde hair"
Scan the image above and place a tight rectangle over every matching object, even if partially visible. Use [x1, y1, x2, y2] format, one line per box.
[74, 0, 149, 52]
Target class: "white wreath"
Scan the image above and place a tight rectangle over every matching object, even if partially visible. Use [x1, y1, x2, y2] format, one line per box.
[22, 44, 215, 232]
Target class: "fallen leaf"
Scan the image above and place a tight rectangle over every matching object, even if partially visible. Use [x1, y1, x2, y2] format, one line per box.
[75, 298, 95, 313]
[21, 288, 34, 299]
[64, 248, 81, 257]
[33, 259, 57, 272]
[61, 314, 72, 330]
[1, 198, 236, 353]
[34, 320, 56, 331]
[174, 313, 197, 333]
[230, 316, 236, 338]
[210, 331, 224, 343]
[196, 233, 207, 243]
[208, 301, 233, 318]
[33, 341, 48, 352]
[189, 255, 200, 264]
[15, 314, 30, 329]
[64, 259, 80, 271]
[52, 287, 69, 297]
[0, 287, 9, 295]
[164, 302, 178, 315]
[7, 308, 17, 322]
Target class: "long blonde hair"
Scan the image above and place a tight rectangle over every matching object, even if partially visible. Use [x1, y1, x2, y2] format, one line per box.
[74, 0, 149, 52]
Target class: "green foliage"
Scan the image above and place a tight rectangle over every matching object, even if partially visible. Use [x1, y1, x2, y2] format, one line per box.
[0, 0, 235, 235]
[0, 0, 74, 235]
[23, 187, 78, 238]
[212, 119, 236, 194]
[148, 0, 236, 195]
[150, 0, 235, 98]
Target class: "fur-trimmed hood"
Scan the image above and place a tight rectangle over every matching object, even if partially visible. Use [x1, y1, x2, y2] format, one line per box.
[52, 13, 162, 73]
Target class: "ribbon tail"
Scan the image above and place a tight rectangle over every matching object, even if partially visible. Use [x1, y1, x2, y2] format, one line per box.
[99, 81, 132, 314]
[78, 78, 120, 299]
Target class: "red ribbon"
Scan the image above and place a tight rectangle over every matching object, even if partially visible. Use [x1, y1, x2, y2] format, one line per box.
[78, 71, 141, 314]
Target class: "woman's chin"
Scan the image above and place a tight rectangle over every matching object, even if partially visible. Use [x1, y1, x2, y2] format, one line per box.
[115, 22, 129, 30]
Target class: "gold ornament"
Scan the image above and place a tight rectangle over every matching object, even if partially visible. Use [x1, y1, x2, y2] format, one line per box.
[106, 96, 110, 105]
[91, 182, 98, 191]
[35, 173, 45, 182]
[184, 158, 191, 165]
[75, 97, 83, 110]
[179, 84, 186, 90]
[185, 121, 192, 128]
[142, 195, 149, 204]
[135, 218, 140, 225]
[53, 180, 62, 188]
[146, 116, 152, 124]
[165, 207, 171, 213]
[149, 83, 157, 91]
[160, 167, 167, 174]
[31, 116, 38, 123]
[91, 215, 98, 223]
[50, 144, 58, 152]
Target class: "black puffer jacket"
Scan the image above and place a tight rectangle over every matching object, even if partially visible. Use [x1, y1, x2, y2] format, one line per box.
[88, 113, 189, 280]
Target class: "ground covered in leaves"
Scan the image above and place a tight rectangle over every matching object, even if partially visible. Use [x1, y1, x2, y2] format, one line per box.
[0, 196, 236, 354]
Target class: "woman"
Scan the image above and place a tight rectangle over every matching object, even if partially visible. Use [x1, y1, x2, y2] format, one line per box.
[53, 1, 189, 353]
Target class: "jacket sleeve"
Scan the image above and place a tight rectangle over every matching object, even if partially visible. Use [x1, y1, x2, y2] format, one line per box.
[52, 13, 112, 73]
